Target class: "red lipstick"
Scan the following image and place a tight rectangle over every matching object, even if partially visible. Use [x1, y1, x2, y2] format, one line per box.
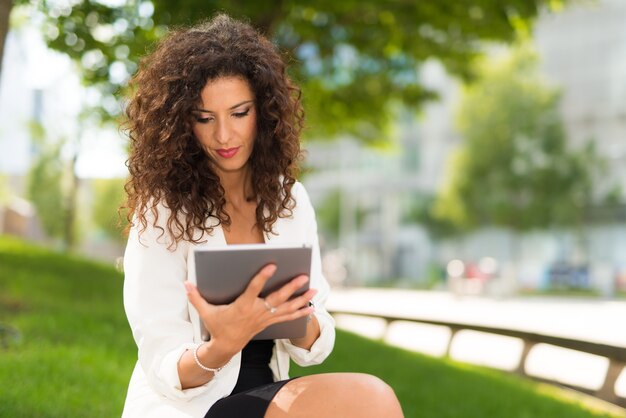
[216, 147, 240, 159]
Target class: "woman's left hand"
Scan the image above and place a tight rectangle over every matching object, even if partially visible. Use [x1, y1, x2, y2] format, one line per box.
[184, 265, 317, 355]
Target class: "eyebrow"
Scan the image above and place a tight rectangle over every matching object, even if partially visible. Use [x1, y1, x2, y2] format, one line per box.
[193, 100, 254, 113]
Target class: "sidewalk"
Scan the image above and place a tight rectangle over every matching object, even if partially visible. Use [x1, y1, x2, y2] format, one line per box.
[326, 287, 626, 400]
[327, 287, 626, 347]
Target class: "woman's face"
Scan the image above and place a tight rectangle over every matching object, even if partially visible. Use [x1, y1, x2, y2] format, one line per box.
[192, 76, 257, 177]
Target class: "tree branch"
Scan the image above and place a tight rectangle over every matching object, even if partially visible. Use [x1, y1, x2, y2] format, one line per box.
[0, 0, 13, 81]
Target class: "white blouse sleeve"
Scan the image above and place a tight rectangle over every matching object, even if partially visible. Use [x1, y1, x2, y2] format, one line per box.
[123, 203, 236, 401]
[278, 183, 336, 365]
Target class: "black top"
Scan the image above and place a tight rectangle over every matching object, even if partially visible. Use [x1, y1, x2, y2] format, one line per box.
[231, 340, 275, 395]
[204, 338, 295, 418]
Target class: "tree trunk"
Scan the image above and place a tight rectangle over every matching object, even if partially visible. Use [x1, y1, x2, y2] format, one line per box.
[63, 152, 78, 252]
[63, 118, 85, 253]
[0, 0, 13, 80]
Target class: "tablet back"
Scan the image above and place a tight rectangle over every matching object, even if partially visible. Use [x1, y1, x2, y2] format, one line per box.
[194, 244, 312, 340]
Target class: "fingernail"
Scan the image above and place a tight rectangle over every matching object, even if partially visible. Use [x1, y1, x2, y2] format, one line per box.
[266, 264, 277, 275]
[298, 275, 310, 284]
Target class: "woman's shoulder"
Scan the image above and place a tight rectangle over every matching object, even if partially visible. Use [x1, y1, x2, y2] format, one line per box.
[291, 180, 312, 199]
[290, 181, 313, 211]
[290, 180, 305, 197]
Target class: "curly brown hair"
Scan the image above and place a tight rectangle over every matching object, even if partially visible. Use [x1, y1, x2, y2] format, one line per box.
[122, 14, 304, 246]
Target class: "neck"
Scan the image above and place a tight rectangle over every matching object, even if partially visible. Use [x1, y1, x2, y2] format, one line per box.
[218, 167, 253, 207]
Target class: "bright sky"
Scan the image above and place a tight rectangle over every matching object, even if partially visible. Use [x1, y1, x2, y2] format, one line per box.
[0, 22, 129, 179]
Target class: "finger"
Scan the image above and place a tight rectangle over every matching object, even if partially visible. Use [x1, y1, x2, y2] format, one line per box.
[265, 274, 309, 306]
[240, 263, 277, 303]
[184, 281, 212, 316]
[281, 288, 317, 313]
[268, 304, 314, 326]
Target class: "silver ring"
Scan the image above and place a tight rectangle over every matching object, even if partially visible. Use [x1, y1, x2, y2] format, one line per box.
[263, 299, 277, 314]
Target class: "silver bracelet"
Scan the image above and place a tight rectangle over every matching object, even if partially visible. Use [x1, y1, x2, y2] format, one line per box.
[192, 343, 230, 374]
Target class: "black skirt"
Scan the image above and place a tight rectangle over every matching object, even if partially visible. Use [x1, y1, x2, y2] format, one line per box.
[204, 340, 297, 418]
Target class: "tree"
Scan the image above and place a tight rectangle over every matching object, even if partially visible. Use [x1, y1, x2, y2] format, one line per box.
[0, 0, 13, 78]
[91, 177, 128, 244]
[315, 188, 365, 243]
[433, 46, 604, 232]
[0, 0, 31, 80]
[31, 0, 567, 142]
[404, 193, 458, 239]
[26, 139, 66, 243]
[25, 119, 84, 251]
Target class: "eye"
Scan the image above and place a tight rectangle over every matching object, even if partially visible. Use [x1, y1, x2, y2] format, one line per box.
[194, 115, 213, 124]
[232, 108, 251, 118]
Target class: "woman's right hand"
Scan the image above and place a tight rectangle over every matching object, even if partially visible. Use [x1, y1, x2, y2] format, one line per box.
[184, 264, 316, 357]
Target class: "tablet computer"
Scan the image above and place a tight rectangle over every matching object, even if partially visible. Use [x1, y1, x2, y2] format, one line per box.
[193, 243, 312, 341]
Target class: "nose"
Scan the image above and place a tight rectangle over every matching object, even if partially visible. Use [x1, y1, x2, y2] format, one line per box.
[214, 119, 231, 145]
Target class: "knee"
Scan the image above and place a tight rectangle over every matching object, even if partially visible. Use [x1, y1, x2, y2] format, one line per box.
[348, 373, 401, 411]
[353, 373, 396, 398]
[269, 373, 403, 418]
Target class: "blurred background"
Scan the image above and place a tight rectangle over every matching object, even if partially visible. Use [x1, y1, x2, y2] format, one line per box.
[1, 0, 626, 415]
[1, 0, 625, 298]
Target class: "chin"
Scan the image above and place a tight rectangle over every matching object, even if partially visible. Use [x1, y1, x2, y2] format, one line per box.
[216, 161, 250, 174]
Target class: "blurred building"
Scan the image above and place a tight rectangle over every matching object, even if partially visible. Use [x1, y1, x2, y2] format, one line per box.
[534, 0, 626, 197]
[530, 0, 626, 295]
[305, 0, 626, 294]
[303, 59, 459, 286]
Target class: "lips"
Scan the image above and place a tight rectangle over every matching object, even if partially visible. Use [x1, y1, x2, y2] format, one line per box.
[216, 147, 240, 159]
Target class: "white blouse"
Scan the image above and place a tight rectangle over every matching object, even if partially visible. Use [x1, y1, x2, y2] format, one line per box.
[121, 182, 335, 418]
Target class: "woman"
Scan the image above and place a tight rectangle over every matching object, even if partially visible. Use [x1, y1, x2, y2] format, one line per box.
[121, 13, 404, 418]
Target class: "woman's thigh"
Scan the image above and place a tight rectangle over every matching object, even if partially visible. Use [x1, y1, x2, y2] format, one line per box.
[265, 373, 403, 418]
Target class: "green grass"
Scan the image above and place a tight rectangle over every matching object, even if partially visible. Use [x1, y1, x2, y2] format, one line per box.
[291, 332, 621, 418]
[0, 235, 621, 417]
[0, 236, 135, 417]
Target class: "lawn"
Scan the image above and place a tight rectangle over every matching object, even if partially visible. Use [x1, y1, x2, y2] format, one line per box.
[0, 235, 620, 417]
